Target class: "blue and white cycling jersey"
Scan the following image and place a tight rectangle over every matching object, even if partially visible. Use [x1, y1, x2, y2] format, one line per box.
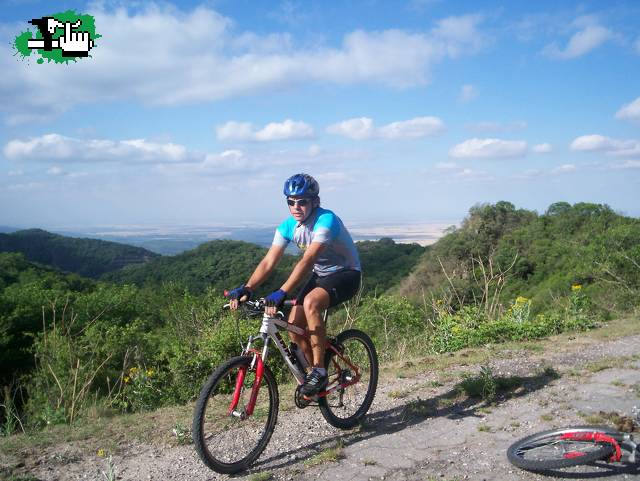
[272, 207, 361, 277]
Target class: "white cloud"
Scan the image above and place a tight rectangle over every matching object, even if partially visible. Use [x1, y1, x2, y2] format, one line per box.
[551, 164, 577, 174]
[47, 166, 63, 176]
[308, 144, 322, 157]
[458, 84, 478, 103]
[570, 134, 614, 151]
[378, 117, 445, 139]
[431, 160, 490, 181]
[615, 96, 640, 122]
[636, 36, 640, 54]
[431, 14, 487, 57]
[1, 5, 488, 123]
[215, 122, 254, 142]
[543, 16, 612, 59]
[327, 116, 445, 140]
[202, 150, 255, 171]
[7, 169, 23, 176]
[216, 119, 314, 142]
[4, 134, 190, 163]
[532, 143, 553, 153]
[465, 121, 527, 133]
[326, 117, 375, 140]
[449, 138, 528, 159]
[314, 172, 353, 191]
[570, 134, 640, 158]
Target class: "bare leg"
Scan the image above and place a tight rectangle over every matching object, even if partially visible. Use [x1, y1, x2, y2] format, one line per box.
[303, 287, 331, 368]
[288, 305, 312, 367]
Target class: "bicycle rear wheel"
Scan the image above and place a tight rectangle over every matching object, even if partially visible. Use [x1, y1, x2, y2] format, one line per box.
[192, 355, 279, 474]
[319, 329, 378, 429]
[507, 425, 617, 471]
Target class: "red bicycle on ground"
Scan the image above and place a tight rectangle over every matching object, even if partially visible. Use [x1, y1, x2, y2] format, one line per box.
[192, 297, 378, 474]
[507, 423, 638, 472]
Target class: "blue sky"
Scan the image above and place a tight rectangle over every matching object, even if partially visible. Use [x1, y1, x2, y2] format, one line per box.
[1, 0, 639, 229]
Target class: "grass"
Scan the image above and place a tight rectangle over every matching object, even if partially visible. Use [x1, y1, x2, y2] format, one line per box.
[100, 456, 117, 481]
[387, 390, 408, 399]
[578, 410, 639, 432]
[171, 422, 192, 445]
[249, 472, 273, 481]
[2, 314, 639, 476]
[304, 440, 345, 468]
[457, 366, 529, 404]
[0, 401, 194, 467]
[540, 413, 554, 422]
[477, 423, 491, 432]
[585, 357, 627, 373]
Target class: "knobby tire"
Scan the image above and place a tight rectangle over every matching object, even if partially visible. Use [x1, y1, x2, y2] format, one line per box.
[319, 329, 378, 429]
[192, 355, 279, 474]
[507, 425, 617, 471]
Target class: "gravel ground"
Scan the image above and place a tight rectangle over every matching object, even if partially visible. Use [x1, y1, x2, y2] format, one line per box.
[10, 327, 640, 481]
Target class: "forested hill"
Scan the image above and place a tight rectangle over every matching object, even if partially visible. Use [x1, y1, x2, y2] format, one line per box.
[399, 201, 640, 313]
[103, 237, 425, 296]
[0, 229, 158, 278]
[0, 252, 96, 385]
[102, 239, 298, 295]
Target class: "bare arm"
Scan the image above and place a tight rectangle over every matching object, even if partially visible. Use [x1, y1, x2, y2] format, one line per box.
[280, 241, 326, 294]
[229, 244, 285, 309]
[246, 244, 286, 291]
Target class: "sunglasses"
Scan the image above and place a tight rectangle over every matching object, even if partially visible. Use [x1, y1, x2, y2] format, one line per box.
[287, 198, 311, 207]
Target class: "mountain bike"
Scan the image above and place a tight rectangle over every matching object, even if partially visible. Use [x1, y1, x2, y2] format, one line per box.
[507, 424, 638, 472]
[192, 297, 378, 474]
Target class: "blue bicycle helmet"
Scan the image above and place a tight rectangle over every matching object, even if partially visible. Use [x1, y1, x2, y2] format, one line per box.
[283, 173, 319, 197]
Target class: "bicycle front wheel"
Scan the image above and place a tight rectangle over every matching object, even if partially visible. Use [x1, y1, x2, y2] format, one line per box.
[507, 425, 616, 471]
[192, 355, 279, 474]
[320, 329, 378, 429]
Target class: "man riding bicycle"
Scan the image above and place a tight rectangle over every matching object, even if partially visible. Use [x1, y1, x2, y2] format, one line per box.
[227, 173, 361, 396]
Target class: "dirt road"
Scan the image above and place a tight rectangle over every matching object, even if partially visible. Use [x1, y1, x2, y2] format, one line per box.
[14, 320, 640, 481]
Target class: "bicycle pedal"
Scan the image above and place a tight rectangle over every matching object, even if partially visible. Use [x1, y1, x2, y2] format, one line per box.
[294, 385, 319, 408]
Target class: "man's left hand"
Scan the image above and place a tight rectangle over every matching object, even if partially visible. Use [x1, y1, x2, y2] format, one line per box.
[264, 289, 287, 315]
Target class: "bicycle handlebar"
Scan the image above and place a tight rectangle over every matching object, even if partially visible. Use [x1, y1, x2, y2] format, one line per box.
[222, 292, 297, 312]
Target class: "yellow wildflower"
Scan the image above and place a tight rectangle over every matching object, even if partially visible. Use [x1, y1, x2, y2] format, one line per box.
[123, 376, 130, 384]
[515, 296, 529, 305]
[571, 284, 582, 292]
[97, 448, 106, 457]
[146, 369, 154, 377]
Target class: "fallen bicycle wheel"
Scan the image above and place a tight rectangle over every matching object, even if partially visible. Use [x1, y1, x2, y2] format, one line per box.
[507, 425, 617, 471]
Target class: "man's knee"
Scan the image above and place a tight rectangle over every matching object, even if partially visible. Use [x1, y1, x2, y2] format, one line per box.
[303, 290, 329, 316]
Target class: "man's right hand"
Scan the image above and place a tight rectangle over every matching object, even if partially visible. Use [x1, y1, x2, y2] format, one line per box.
[226, 285, 252, 310]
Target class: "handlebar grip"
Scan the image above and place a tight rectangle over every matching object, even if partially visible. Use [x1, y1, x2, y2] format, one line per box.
[284, 299, 297, 306]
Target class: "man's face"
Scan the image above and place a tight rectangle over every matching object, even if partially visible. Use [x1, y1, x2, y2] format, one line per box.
[287, 196, 314, 222]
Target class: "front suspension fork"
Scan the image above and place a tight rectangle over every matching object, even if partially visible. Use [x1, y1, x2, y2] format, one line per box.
[228, 344, 268, 417]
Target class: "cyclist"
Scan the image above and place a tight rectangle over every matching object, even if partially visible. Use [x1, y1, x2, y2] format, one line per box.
[227, 173, 361, 396]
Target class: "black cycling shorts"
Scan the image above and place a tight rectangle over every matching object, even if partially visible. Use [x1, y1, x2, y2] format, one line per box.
[295, 269, 361, 308]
